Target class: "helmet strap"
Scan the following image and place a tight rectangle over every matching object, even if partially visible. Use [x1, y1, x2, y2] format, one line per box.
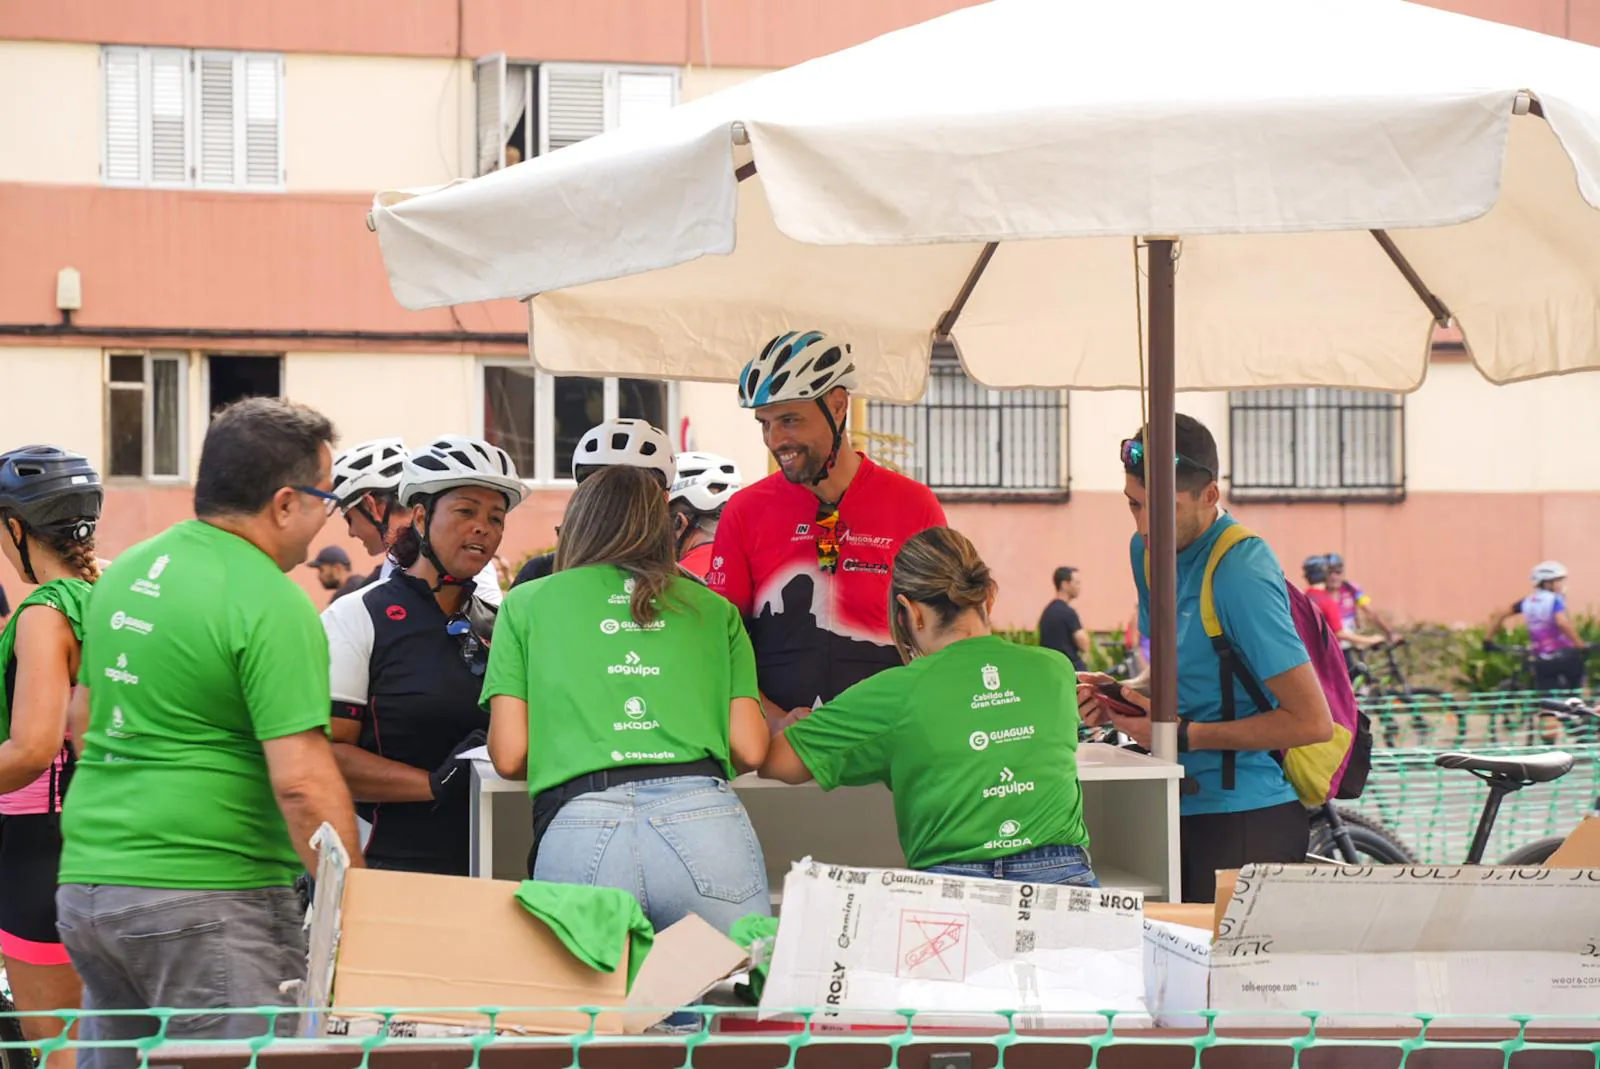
[358, 496, 395, 545]
[810, 397, 847, 487]
[416, 497, 475, 597]
[5, 518, 37, 586]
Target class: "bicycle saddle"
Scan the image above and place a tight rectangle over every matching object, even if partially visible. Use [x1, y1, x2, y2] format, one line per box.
[1433, 750, 1574, 784]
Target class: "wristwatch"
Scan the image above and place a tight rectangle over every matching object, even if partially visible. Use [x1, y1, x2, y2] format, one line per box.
[1177, 720, 1191, 754]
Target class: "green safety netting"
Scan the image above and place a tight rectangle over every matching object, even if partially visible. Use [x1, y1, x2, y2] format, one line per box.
[1358, 690, 1598, 863]
[2, 1007, 1598, 1068]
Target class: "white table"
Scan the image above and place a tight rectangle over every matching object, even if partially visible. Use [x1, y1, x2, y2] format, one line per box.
[469, 744, 1183, 901]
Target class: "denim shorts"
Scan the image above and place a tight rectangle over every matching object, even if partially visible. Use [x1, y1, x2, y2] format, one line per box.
[532, 775, 771, 935]
[923, 843, 1098, 886]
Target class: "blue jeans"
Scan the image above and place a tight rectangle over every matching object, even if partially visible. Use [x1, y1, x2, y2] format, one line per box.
[923, 844, 1099, 886]
[532, 776, 771, 936]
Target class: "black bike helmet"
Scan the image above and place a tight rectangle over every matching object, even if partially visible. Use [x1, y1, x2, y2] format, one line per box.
[1302, 554, 1329, 585]
[0, 446, 104, 583]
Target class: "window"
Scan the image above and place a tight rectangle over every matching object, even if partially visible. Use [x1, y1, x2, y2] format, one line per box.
[207, 354, 282, 416]
[103, 47, 283, 189]
[1228, 388, 1405, 501]
[106, 352, 187, 479]
[474, 57, 677, 175]
[481, 362, 673, 483]
[868, 344, 1069, 496]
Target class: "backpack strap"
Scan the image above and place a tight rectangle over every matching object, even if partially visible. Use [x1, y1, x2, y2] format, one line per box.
[1142, 523, 1274, 791]
[1200, 524, 1273, 791]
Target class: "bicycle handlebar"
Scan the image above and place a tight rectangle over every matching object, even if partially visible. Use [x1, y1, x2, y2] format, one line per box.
[1538, 697, 1599, 719]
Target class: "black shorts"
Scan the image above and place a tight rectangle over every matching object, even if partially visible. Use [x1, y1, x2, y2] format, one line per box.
[1179, 800, 1310, 904]
[1533, 649, 1586, 692]
[0, 812, 69, 963]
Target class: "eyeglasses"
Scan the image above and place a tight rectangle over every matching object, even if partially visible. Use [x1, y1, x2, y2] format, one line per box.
[446, 616, 486, 677]
[1118, 439, 1215, 480]
[293, 485, 344, 515]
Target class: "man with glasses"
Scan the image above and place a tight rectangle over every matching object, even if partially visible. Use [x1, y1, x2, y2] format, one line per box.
[58, 398, 364, 1058]
[328, 437, 504, 605]
[1077, 415, 1332, 903]
[709, 331, 946, 732]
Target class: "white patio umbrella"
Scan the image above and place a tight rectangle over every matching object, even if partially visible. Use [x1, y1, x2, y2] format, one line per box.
[368, 0, 1600, 754]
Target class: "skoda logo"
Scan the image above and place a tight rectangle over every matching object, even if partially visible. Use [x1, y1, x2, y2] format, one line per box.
[624, 697, 647, 720]
[999, 820, 1021, 838]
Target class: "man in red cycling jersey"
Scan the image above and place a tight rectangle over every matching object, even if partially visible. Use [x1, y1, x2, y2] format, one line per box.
[709, 331, 946, 732]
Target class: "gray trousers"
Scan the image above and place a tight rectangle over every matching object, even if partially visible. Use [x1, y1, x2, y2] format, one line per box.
[55, 885, 306, 1069]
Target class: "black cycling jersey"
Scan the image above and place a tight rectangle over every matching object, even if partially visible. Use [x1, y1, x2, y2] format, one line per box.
[322, 572, 491, 875]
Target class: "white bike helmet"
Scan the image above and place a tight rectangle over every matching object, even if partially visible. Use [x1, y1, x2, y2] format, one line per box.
[572, 419, 675, 487]
[737, 331, 857, 409]
[399, 435, 526, 509]
[1531, 560, 1568, 584]
[670, 452, 742, 514]
[330, 437, 408, 508]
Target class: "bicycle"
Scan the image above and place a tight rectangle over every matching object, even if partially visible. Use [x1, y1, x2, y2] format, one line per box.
[1345, 638, 1455, 749]
[1480, 642, 1598, 746]
[1494, 698, 1600, 865]
[0, 964, 38, 1069]
[1312, 698, 1595, 866]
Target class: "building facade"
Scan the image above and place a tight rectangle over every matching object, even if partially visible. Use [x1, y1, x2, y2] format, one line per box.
[1, 0, 1596, 629]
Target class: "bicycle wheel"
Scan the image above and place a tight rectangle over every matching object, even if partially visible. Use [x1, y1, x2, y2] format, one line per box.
[0, 994, 37, 1069]
[1309, 807, 1419, 864]
[1498, 837, 1564, 866]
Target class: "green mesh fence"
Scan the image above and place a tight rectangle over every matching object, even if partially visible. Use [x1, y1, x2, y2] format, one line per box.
[2, 1007, 1598, 1068]
[1357, 691, 1598, 863]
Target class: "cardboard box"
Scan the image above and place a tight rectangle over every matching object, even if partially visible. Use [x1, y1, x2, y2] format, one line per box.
[1546, 817, 1600, 868]
[303, 831, 748, 1037]
[1208, 863, 1600, 1025]
[1142, 919, 1211, 1028]
[759, 860, 1148, 1028]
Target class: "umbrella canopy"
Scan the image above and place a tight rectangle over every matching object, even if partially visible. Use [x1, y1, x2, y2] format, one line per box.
[372, 0, 1600, 403]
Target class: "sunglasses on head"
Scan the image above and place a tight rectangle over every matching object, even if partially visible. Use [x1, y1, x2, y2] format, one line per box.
[1118, 439, 1215, 480]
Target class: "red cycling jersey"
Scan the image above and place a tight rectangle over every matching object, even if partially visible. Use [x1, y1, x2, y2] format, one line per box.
[708, 454, 947, 713]
[679, 541, 715, 582]
[1304, 586, 1344, 637]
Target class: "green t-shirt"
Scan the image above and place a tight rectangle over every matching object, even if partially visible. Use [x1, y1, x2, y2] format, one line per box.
[785, 633, 1089, 870]
[60, 520, 331, 890]
[482, 565, 759, 796]
[0, 578, 92, 743]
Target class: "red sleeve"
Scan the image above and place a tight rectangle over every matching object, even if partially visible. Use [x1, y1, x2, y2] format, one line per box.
[707, 499, 754, 618]
[1306, 589, 1343, 634]
[921, 485, 948, 529]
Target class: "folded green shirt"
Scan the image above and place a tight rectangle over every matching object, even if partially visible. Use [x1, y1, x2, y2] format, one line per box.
[515, 881, 655, 992]
[728, 913, 779, 1005]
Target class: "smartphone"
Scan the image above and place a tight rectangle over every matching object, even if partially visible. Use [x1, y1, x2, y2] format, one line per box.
[1095, 679, 1148, 718]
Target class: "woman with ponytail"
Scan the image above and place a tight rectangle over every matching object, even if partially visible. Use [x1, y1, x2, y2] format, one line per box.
[0, 445, 104, 1066]
[762, 526, 1097, 886]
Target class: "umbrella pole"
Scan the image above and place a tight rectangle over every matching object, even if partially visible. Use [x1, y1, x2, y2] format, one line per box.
[1146, 239, 1179, 762]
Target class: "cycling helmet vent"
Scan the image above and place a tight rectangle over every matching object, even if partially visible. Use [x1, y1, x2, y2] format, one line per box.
[571, 419, 676, 485]
[331, 438, 409, 506]
[398, 435, 526, 509]
[670, 452, 743, 513]
[738, 330, 857, 409]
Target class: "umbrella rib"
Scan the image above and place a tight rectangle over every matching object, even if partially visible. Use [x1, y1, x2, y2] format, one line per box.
[934, 242, 1000, 339]
[1369, 229, 1453, 326]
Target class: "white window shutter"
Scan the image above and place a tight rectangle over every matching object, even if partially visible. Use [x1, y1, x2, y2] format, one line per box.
[242, 54, 281, 186]
[538, 66, 605, 154]
[148, 50, 189, 185]
[195, 53, 235, 186]
[614, 71, 675, 131]
[475, 54, 507, 176]
[103, 48, 143, 183]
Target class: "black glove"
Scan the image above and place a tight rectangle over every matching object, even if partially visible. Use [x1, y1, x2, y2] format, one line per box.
[1482, 640, 1497, 653]
[429, 728, 488, 803]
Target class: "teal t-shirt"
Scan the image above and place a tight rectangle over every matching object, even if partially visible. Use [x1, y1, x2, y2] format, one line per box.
[61, 521, 331, 889]
[784, 633, 1088, 870]
[482, 565, 759, 796]
[1131, 513, 1309, 816]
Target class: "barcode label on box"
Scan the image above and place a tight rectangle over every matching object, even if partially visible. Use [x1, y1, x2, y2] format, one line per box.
[1015, 929, 1037, 953]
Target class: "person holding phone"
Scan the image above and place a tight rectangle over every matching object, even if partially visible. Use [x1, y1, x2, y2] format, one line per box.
[761, 527, 1095, 886]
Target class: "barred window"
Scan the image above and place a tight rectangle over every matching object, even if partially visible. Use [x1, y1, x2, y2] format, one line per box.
[868, 346, 1068, 497]
[1228, 388, 1404, 501]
